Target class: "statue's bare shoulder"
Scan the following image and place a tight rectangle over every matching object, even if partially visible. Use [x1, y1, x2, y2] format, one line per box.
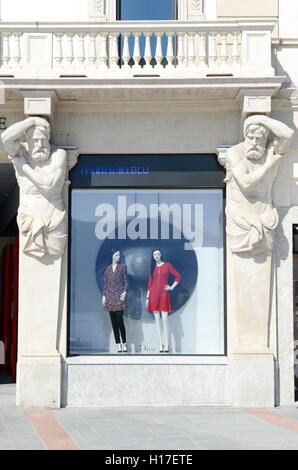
[51, 147, 67, 170]
[226, 143, 247, 174]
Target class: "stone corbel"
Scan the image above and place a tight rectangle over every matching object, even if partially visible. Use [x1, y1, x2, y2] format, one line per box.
[235, 88, 273, 140]
[216, 145, 231, 169]
[21, 90, 58, 141]
[57, 145, 79, 179]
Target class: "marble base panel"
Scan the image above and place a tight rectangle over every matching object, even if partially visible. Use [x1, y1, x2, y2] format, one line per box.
[16, 361, 62, 409]
[66, 363, 229, 407]
[65, 357, 277, 408]
[228, 355, 276, 408]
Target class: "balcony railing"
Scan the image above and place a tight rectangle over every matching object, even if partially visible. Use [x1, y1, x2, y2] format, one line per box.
[0, 21, 276, 79]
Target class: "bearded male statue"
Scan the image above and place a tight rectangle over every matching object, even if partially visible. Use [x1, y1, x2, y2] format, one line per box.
[224, 115, 294, 255]
[1, 117, 67, 258]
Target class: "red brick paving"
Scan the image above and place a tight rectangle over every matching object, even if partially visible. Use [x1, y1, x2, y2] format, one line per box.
[25, 410, 80, 450]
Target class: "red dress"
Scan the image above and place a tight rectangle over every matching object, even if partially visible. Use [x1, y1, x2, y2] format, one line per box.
[147, 262, 182, 314]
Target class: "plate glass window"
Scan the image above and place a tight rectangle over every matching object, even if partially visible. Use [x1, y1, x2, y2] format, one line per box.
[69, 185, 225, 355]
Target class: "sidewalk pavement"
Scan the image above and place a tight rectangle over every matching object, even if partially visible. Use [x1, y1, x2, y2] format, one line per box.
[1, 372, 298, 450]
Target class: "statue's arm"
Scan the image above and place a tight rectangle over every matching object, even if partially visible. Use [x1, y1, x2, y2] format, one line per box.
[21, 149, 67, 193]
[228, 148, 271, 191]
[1, 117, 36, 156]
[250, 115, 294, 154]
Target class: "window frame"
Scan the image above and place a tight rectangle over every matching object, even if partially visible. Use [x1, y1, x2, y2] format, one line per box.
[67, 153, 227, 358]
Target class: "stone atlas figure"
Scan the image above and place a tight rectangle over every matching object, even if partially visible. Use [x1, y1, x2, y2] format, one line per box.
[1, 116, 67, 258]
[220, 114, 294, 349]
[224, 114, 294, 255]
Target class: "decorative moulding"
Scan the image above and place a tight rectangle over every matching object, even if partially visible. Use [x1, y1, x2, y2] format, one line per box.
[192, 0, 202, 10]
[88, 0, 106, 19]
[187, 0, 205, 19]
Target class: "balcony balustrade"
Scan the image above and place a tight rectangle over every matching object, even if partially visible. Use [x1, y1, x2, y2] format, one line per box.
[0, 21, 275, 79]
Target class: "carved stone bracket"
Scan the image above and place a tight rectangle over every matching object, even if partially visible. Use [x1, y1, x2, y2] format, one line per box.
[216, 145, 231, 169]
[21, 90, 58, 140]
[57, 145, 79, 178]
[235, 88, 273, 140]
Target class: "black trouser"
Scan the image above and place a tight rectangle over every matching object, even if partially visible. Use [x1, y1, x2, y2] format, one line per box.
[109, 310, 126, 344]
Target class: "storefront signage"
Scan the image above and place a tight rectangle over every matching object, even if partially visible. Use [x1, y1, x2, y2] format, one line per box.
[71, 154, 226, 188]
[81, 166, 150, 176]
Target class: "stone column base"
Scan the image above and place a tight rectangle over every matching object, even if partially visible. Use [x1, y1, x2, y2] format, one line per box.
[228, 354, 276, 408]
[16, 356, 63, 409]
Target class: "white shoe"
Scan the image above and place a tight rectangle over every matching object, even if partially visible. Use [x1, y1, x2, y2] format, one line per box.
[122, 343, 128, 353]
[117, 344, 122, 353]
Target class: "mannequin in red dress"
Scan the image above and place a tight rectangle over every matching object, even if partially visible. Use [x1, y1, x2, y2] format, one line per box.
[146, 249, 181, 353]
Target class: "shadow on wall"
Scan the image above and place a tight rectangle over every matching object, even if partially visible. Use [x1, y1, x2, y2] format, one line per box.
[272, 49, 294, 88]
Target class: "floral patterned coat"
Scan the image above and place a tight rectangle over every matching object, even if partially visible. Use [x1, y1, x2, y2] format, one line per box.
[103, 264, 129, 312]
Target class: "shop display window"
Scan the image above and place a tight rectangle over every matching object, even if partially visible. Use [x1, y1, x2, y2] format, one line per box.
[69, 156, 225, 355]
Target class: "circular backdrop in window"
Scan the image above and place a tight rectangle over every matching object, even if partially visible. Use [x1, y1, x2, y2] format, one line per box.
[95, 223, 198, 322]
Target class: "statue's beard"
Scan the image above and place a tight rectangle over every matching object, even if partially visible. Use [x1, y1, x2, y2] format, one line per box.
[31, 147, 50, 162]
[245, 143, 266, 161]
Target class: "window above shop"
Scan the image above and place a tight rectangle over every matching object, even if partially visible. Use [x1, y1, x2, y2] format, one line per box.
[117, 0, 177, 21]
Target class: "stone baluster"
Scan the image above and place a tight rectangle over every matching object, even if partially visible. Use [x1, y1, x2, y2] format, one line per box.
[155, 33, 163, 69]
[198, 32, 207, 68]
[188, 32, 196, 69]
[54, 33, 64, 70]
[122, 33, 131, 69]
[88, 33, 97, 69]
[110, 33, 119, 69]
[177, 32, 185, 69]
[65, 33, 75, 69]
[208, 32, 217, 68]
[77, 33, 86, 70]
[132, 33, 141, 69]
[220, 32, 228, 68]
[98, 33, 108, 70]
[166, 33, 174, 69]
[2, 33, 11, 69]
[143, 33, 152, 70]
[12, 32, 22, 69]
[231, 31, 240, 67]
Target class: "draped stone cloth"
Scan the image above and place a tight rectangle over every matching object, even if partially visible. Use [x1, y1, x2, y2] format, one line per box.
[17, 210, 67, 258]
[226, 196, 279, 254]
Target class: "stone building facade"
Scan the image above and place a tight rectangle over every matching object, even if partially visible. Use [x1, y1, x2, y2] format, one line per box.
[0, 0, 297, 408]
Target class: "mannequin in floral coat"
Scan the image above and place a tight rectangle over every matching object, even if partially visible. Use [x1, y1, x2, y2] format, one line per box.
[103, 248, 128, 353]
